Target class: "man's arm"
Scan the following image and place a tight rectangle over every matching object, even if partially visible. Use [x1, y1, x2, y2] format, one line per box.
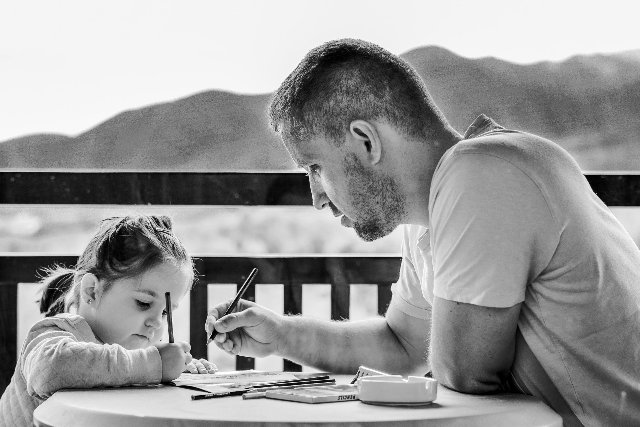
[428, 151, 559, 394]
[430, 297, 521, 393]
[208, 299, 430, 375]
[280, 302, 430, 375]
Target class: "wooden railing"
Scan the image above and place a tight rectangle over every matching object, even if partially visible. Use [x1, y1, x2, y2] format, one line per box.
[1, 171, 639, 395]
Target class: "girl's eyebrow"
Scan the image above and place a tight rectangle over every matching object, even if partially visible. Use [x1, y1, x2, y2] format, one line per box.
[136, 288, 178, 309]
[135, 289, 158, 298]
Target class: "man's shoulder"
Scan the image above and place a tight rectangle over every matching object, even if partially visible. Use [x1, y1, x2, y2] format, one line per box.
[458, 128, 557, 158]
[441, 128, 577, 180]
[402, 224, 428, 241]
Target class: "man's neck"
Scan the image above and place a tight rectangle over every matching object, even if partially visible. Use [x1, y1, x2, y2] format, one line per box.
[401, 130, 461, 226]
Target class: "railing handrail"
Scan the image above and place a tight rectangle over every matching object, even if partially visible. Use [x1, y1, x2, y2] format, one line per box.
[0, 254, 402, 284]
[3, 171, 640, 206]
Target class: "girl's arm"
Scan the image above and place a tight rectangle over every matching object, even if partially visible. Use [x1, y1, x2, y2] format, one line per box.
[22, 323, 161, 398]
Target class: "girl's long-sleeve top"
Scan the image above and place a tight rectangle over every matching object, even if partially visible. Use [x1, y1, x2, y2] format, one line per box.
[0, 313, 162, 427]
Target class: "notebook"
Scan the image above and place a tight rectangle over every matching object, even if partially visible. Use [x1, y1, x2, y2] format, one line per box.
[264, 384, 358, 403]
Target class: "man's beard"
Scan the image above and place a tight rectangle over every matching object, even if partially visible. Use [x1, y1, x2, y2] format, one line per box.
[343, 154, 407, 241]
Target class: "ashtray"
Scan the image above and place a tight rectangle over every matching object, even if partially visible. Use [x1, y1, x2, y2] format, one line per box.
[357, 375, 438, 406]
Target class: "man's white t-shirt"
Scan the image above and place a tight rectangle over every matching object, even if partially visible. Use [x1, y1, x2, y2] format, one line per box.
[390, 115, 640, 426]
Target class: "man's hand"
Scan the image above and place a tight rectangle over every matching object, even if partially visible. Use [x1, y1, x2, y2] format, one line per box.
[205, 299, 285, 358]
[156, 341, 192, 382]
[185, 358, 217, 374]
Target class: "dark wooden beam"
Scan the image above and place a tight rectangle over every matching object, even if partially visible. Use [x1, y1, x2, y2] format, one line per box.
[0, 172, 312, 206]
[3, 172, 640, 206]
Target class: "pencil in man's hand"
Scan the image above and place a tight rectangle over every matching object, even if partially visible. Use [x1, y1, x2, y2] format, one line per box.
[208, 267, 258, 343]
[165, 291, 174, 343]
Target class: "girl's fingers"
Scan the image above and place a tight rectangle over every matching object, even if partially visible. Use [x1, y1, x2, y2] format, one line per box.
[184, 359, 217, 374]
[194, 359, 206, 374]
[199, 358, 217, 373]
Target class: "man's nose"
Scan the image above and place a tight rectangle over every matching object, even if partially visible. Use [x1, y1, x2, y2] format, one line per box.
[309, 178, 329, 210]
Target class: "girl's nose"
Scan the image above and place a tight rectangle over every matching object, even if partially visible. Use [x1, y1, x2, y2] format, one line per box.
[145, 311, 163, 329]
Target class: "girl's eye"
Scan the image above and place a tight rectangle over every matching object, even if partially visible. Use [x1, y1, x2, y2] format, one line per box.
[307, 165, 320, 176]
[162, 310, 167, 317]
[136, 300, 151, 310]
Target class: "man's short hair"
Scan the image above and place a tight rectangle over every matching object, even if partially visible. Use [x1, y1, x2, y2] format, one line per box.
[268, 38, 449, 145]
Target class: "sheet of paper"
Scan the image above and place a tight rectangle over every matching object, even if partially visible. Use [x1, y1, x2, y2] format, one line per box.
[172, 370, 299, 388]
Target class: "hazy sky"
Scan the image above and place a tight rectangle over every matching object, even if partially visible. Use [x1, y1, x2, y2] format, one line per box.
[1, 0, 638, 141]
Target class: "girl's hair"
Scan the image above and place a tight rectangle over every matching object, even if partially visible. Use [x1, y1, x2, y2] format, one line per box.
[39, 215, 194, 317]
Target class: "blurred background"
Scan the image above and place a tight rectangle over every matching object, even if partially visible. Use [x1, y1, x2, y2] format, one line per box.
[2, 0, 639, 370]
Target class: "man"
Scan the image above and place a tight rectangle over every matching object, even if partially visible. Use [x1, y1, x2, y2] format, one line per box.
[206, 39, 640, 426]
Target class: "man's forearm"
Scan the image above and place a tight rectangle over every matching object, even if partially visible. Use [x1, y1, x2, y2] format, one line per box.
[276, 316, 427, 375]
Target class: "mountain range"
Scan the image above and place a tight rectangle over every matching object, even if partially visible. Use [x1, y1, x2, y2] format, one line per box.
[2, 46, 639, 171]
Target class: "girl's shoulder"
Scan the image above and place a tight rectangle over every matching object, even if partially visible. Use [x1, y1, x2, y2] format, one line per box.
[27, 313, 96, 342]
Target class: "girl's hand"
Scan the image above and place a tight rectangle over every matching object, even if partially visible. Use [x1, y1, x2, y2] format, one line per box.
[156, 341, 192, 382]
[185, 358, 217, 374]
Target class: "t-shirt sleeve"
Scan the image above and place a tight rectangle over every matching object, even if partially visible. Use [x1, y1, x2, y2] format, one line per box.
[429, 152, 557, 307]
[389, 225, 432, 319]
[21, 320, 162, 398]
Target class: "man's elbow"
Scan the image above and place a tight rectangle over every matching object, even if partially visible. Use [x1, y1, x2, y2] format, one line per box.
[397, 359, 430, 377]
[432, 364, 503, 394]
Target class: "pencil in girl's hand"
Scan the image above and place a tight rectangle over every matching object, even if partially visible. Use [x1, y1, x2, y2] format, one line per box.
[208, 268, 258, 343]
[165, 292, 174, 343]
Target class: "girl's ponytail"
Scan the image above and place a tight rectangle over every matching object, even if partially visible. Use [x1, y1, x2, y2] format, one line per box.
[38, 267, 75, 317]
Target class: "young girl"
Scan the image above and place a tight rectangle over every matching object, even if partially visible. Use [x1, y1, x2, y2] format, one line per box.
[0, 215, 216, 427]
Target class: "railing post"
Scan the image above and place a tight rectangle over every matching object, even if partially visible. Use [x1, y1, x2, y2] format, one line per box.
[282, 278, 303, 372]
[328, 258, 350, 321]
[0, 282, 18, 395]
[235, 281, 256, 371]
[189, 259, 208, 360]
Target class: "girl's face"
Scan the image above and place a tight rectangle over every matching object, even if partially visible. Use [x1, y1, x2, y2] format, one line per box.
[87, 263, 191, 350]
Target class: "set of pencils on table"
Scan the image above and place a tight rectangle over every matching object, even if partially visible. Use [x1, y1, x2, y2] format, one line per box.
[191, 375, 336, 400]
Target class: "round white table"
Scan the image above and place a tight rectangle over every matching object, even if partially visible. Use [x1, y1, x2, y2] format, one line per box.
[33, 375, 562, 427]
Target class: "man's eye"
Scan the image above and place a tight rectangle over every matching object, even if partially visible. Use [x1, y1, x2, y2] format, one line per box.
[136, 300, 151, 309]
[162, 310, 168, 317]
[308, 165, 320, 175]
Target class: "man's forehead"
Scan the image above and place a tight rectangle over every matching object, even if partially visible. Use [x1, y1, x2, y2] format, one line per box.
[282, 136, 316, 167]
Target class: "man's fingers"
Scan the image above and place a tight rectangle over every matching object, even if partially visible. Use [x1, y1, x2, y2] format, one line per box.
[217, 332, 242, 355]
[205, 313, 219, 336]
[215, 308, 260, 333]
[206, 299, 258, 335]
[221, 338, 234, 353]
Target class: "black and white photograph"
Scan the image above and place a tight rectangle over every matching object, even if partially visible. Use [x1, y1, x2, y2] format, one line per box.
[1, 1, 639, 426]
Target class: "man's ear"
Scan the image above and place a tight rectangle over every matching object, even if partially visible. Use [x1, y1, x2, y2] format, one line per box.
[80, 273, 100, 305]
[349, 120, 382, 165]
